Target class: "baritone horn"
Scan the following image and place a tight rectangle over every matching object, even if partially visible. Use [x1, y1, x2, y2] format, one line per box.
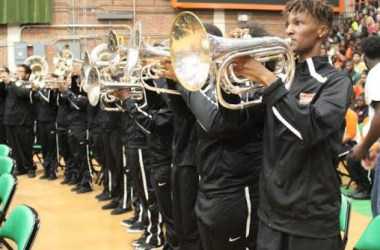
[125, 22, 180, 95]
[85, 66, 147, 112]
[16, 55, 49, 88]
[170, 11, 295, 109]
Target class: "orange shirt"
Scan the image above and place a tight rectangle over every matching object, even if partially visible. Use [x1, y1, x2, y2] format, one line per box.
[344, 108, 358, 142]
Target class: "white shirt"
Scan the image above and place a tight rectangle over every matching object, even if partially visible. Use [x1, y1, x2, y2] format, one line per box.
[365, 62, 380, 119]
[363, 62, 380, 137]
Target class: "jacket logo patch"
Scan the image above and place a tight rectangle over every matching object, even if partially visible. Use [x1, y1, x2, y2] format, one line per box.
[299, 93, 315, 105]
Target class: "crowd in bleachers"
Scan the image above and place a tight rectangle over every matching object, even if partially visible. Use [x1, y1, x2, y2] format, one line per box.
[326, 1, 380, 200]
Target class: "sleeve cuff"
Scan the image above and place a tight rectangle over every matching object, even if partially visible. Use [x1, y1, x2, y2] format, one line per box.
[262, 78, 288, 107]
[122, 97, 136, 112]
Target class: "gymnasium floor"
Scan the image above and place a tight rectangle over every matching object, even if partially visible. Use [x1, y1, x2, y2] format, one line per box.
[9, 161, 373, 250]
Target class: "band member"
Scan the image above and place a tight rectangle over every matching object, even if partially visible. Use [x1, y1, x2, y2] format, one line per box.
[165, 73, 202, 249]
[98, 79, 131, 215]
[116, 78, 178, 249]
[0, 66, 9, 144]
[88, 103, 107, 201]
[1, 64, 35, 177]
[56, 75, 77, 185]
[163, 23, 264, 250]
[236, 0, 351, 249]
[32, 75, 59, 180]
[59, 74, 92, 193]
[351, 36, 380, 216]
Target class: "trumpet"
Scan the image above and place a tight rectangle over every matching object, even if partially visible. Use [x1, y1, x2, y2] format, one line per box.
[170, 11, 295, 109]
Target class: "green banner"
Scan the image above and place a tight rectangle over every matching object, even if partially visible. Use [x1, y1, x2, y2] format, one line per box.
[0, 0, 52, 24]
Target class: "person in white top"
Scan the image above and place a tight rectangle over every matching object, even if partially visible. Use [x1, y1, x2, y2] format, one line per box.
[351, 36, 380, 216]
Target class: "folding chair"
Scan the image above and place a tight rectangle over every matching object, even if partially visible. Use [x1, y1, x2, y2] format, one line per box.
[0, 145, 10, 157]
[0, 174, 17, 225]
[0, 157, 14, 176]
[339, 193, 351, 249]
[354, 215, 380, 250]
[0, 205, 40, 250]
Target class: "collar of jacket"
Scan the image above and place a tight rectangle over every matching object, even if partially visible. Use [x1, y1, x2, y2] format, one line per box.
[296, 56, 330, 76]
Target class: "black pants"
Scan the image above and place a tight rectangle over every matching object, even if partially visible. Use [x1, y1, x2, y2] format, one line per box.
[68, 128, 92, 188]
[346, 155, 372, 190]
[257, 219, 342, 250]
[127, 148, 163, 246]
[39, 121, 58, 175]
[196, 185, 259, 250]
[151, 165, 179, 249]
[0, 118, 6, 144]
[171, 165, 202, 250]
[102, 129, 124, 202]
[89, 126, 104, 167]
[57, 129, 76, 180]
[6, 124, 34, 173]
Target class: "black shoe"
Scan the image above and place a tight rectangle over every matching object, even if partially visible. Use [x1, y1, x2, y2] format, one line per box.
[101, 201, 119, 210]
[76, 186, 93, 194]
[96, 192, 111, 201]
[128, 222, 146, 233]
[352, 189, 371, 199]
[27, 171, 36, 178]
[132, 235, 147, 247]
[68, 177, 80, 185]
[71, 185, 81, 192]
[60, 177, 71, 185]
[121, 217, 137, 227]
[98, 193, 111, 201]
[14, 169, 27, 176]
[47, 174, 57, 181]
[111, 206, 131, 215]
[39, 173, 49, 180]
[136, 242, 163, 250]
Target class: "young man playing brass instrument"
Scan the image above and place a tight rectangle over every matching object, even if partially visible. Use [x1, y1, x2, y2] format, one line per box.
[235, 0, 351, 249]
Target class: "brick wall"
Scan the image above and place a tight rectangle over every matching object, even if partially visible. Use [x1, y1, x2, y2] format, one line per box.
[0, 0, 286, 69]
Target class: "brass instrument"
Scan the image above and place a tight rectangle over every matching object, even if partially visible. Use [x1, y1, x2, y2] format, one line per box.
[125, 22, 180, 95]
[16, 55, 49, 88]
[170, 11, 295, 109]
[90, 30, 127, 75]
[53, 49, 84, 76]
[85, 66, 147, 112]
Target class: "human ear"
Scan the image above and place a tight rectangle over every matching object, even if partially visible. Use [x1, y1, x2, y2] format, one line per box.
[318, 26, 329, 38]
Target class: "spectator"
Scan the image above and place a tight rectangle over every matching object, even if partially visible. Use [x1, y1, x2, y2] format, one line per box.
[352, 51, 368, 74]
[367, 16, 377, 34]
[355, 93, 369, 124]
[353, 70, 368, 98]
[344, 60, 361, 85]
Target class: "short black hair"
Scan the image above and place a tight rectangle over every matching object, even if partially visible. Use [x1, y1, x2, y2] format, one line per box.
[238, 22, 276, 71]
[239, 21, 271, 38]
[203, 23, 223, 37]
[352, 51, 362, 57]
[283, 0, 334, 29]
[17, 64, 32, 76]
[0, 66, 10, 73]
[361, 36, 380, 60]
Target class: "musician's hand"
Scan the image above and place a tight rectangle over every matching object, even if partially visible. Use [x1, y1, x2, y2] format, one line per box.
[114, 89, 131, 101]
[31, 83, 40, 90]
[158, 59, 178, 82]
[228, 28, 250, 38]
[234, 57, 276, 88]
[65, 73, 72, 87]
[350, 144, 369, 162]
[59, 82, 69, 93]
[72, 67, 81, 76]
[361, 151, 378, 170]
